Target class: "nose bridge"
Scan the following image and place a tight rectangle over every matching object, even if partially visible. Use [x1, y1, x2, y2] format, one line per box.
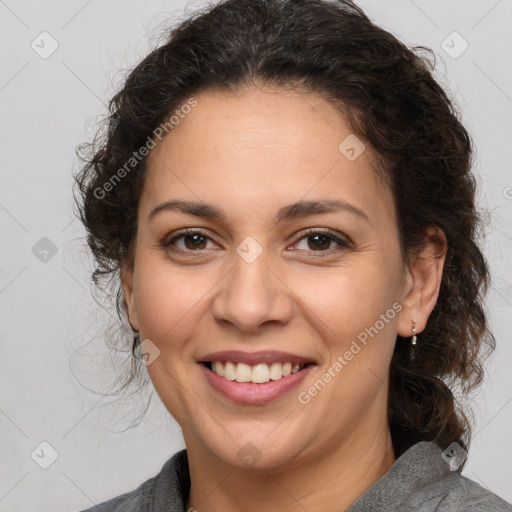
[212, 235, 292, 331]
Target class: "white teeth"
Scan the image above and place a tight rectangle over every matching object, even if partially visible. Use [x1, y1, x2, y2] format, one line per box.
[212, 361, 224, 377]
[208, 361, 306, 383]
[269, 362, 283, 380]
[224, 361, 236, 381]
[235, 363, 252, 382]
[252, 363, 270, 383]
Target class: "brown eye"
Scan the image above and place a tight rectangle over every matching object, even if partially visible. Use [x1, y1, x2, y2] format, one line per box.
[162, 230, 216, 252]
[305, 234, 332, 251]
[161, 228, 350, 256]
[292, 229, 351, 255]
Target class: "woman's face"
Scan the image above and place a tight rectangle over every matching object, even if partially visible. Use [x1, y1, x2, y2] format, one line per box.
[123, 86, 423, 470]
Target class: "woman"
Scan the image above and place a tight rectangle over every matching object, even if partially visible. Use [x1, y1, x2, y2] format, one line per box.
[74, 0, 512, 510]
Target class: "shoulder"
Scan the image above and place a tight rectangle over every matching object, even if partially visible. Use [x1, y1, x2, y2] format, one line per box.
[76, 475, 155, 512]
[75, 449, 189, 512]
[348, 441, 511, 512]
[404, 471, 512, 511]
[439, 473, 511, 511]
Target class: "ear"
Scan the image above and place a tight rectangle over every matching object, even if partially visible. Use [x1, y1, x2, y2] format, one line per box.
[121, 262, 140, 332]
[397, 226, 447, 338]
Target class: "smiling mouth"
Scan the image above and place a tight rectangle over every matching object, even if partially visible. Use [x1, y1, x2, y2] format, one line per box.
[201, 361, 315, 384]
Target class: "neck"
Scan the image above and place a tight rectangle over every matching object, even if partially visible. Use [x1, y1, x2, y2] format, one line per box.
[184, 428, 396, 512]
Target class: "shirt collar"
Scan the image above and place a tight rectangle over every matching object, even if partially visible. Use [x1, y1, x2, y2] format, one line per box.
[346, 441, 454, 511]
[145, 441, 453, 511]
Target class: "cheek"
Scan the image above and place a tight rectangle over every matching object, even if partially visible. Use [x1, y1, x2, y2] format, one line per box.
[297, 271, 399, 404]
[132, 259, 212, 343]
[291, 259, 400, 392]
[293, 261, 400, 341]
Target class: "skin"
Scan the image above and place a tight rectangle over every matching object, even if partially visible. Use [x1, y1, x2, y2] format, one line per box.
[122, 85, 447, 512]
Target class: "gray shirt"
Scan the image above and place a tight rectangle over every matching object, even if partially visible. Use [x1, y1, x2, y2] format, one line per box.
[78, 441, 512, 511]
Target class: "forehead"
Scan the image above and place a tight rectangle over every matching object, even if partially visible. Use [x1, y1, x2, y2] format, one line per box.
[141, 87, 394, 228]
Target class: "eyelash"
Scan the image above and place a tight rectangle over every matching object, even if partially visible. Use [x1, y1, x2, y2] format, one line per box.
[161, 228, 351, 256]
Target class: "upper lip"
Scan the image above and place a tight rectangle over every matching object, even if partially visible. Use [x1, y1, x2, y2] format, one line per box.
[198, 350, 316, 366]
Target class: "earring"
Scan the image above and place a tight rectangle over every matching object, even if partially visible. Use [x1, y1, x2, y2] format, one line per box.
[132, 332, 141, 358]
[411, 320, 417, 345]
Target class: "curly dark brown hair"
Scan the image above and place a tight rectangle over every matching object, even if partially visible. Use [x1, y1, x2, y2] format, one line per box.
[74, 0, 495, 465]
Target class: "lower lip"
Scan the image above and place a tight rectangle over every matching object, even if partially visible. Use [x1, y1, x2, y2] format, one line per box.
[199, 363, 315, 405]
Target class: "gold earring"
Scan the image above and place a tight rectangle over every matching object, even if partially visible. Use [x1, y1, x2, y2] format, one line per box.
[411, 320, 417, 345]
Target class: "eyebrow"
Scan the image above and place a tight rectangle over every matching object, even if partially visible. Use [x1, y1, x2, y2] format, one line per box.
[148, 198, 370, 224]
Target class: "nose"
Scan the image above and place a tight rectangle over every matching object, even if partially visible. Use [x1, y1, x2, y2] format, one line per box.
[211, 245, 293, 333]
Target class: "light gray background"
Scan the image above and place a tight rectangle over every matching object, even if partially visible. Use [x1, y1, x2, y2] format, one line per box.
[1, 0, 511, 510]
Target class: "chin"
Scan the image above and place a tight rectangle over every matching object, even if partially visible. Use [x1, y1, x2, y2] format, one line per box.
[200, 429, 310, 472]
